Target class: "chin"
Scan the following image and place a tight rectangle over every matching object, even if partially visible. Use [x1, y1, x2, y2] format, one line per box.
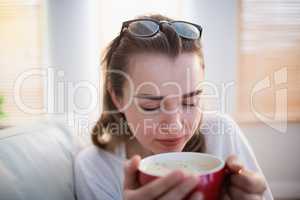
[152, 145, 185, 154]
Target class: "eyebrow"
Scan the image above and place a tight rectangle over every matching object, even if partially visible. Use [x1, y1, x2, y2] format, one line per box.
[134, 89, 203, 100]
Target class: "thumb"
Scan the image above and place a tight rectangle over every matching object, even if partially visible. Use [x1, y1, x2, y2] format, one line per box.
[124, 155, 141, 190]
[226, 155, 244, 174]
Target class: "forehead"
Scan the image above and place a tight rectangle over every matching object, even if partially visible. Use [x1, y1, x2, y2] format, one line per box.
[126, 53, 204, 96]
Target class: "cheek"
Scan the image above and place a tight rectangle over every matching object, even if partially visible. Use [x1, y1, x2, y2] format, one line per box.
[136, 116, 159, 139]
[124, 106, 158, 142]
[183, 109, 202, 135]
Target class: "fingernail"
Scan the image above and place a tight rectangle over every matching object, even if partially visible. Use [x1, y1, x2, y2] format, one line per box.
[238, 168, 243, 175]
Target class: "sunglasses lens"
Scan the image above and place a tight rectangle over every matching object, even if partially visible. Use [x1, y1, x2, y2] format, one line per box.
[171, 22, 201, 39]
[127, 20, 159, 37]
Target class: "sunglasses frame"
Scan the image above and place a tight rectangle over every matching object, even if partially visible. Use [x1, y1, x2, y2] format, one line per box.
[120, 18, 203, 40]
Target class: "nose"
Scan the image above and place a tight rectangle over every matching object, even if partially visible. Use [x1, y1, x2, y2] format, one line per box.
[159, 110, 184, 135]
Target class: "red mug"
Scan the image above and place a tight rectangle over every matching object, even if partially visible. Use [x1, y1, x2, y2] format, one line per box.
[138, 152, 229, 200]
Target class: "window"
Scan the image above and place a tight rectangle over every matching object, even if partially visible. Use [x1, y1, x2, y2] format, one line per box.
[237, 0, 300, 122]
[0, 0, 43, 126]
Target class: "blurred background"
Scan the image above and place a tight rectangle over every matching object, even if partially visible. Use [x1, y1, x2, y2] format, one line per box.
[0, 0, 299, 199]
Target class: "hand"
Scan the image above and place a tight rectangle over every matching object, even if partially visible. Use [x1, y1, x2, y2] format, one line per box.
[222, 155, 267, 200]
[123, 155, 203, 200]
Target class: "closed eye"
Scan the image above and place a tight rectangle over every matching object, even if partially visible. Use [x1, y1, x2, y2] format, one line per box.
[182, 97, 199, 107]
[182, 103, 196, 107]
[140, 103, 197, 111]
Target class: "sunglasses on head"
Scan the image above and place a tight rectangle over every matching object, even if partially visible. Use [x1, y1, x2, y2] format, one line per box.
[120, 19, 202, 40]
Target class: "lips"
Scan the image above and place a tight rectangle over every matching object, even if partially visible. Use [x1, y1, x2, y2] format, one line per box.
[155, 136, 184, 147]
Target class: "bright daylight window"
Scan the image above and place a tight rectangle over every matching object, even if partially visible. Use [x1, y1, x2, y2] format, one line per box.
[0, 0, 43, 126]
[237, 0, 300, 123]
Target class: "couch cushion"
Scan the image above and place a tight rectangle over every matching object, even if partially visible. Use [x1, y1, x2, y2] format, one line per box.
[0, 121, 76, 200]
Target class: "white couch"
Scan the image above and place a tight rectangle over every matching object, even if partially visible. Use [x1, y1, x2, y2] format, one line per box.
[0, 120, 84, 200]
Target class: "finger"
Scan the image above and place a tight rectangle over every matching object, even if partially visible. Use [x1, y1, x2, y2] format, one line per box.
[188, 192, 203, 200]
[160, 176, 198, 200]
[124, 155, 141, 190]
[226, 155, 244, 174]
[221, 193, 231, 200]
[220, 184, 230, 200]
[228, 185, 263, 200]
[230, 169, 267, 194]
[138, 170, 184, 199]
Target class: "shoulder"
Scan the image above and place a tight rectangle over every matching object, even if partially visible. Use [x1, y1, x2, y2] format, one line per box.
[76, 145, 123, 165]
[200, 113, 243, 158]
[75, 145, 124, 179]
[74, 146, 124, 199]
[200, 113, 239, 136]
[200, 113, 260, 170]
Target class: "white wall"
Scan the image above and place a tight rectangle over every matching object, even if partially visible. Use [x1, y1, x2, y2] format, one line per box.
[45, 0, 101, 132]
[181, 0, 237, 114]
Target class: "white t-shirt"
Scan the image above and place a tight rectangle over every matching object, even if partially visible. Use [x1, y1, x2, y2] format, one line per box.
[74, 114, 274, 200]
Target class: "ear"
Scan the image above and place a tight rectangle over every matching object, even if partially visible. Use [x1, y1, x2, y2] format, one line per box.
[107, 84, 123, 112]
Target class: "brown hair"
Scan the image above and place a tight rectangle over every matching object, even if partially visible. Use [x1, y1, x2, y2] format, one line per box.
[92, 14, 206, 154]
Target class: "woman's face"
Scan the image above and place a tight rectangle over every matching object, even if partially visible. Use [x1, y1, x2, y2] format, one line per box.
[115, 52, 204, 154]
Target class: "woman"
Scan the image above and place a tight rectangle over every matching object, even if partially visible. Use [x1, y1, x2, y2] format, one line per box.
[75, 14, 273, 200]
